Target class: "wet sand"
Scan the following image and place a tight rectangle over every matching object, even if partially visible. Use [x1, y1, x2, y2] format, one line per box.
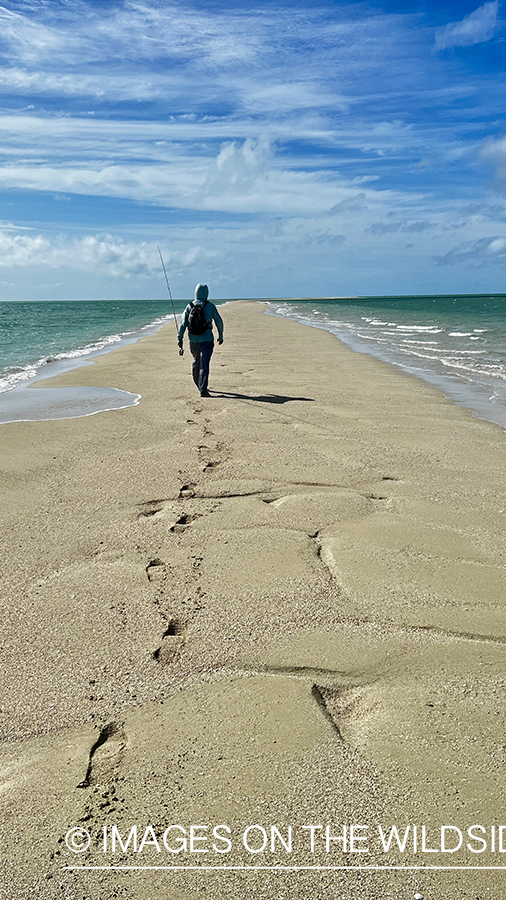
[1, 301, 505, 900]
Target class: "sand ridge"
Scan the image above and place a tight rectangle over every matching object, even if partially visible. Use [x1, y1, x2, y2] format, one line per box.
[0, 301, 505, 899]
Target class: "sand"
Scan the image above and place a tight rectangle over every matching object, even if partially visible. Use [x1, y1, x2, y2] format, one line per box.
[1, 301, 505, 900]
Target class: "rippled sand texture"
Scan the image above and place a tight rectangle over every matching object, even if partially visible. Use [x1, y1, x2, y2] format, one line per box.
[1, 301, 505, 900]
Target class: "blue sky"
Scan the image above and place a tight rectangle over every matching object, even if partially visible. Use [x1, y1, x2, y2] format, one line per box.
[1, 0, 506, 299]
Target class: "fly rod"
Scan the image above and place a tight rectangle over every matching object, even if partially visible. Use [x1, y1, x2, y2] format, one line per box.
[158, 245, 183, 355]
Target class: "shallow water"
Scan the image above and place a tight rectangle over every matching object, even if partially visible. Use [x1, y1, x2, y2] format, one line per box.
[0, 299, 183, 393]
[0, 299, 184, 422]
[267, 294, 506, 430]
[2, 295, 506, 428]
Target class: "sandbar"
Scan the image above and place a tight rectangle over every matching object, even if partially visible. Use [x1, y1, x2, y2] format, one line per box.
[1, 301, 505, 899]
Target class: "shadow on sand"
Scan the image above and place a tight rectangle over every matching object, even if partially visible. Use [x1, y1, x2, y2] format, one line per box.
[209, 391, 314, 404]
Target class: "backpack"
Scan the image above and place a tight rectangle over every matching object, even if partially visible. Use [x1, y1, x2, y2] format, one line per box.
[187, 300, 209, 336]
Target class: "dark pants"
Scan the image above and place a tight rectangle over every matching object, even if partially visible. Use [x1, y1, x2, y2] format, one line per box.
[189, 341, 214, 394]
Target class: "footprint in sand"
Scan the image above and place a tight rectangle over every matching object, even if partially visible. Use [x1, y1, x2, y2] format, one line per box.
[153, 619, 187, 665]
[146, 558, 167, 582]
[203, 460, 220, 472]
[137, 499, 166, 518]
[77, 721, 126, 788]
[179, 483, 196, 499]
[170, 514, 193, 533]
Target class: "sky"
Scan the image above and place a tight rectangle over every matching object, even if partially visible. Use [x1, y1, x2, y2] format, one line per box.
[1, 0, 506, 300]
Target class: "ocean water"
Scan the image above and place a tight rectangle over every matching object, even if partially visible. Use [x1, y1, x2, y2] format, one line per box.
[268, 294, 506, 431]
[0, 299, 185, 423]
[2, 295, 506, 430]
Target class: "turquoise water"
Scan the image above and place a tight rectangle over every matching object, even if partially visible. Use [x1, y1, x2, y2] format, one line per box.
[0, 299, 185, 393]
[0, 299, 185, 423]
[1, 295, 506, 428]
[268, 294, 506, 430]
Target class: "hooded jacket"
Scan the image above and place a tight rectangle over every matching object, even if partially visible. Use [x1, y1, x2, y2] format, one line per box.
[178, 284, 224, 344]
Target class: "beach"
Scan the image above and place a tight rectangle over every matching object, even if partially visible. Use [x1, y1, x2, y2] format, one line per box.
[1, 300, 505, 899]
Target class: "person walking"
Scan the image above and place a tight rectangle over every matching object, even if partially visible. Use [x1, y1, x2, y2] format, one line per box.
[178, 284, 224, 397]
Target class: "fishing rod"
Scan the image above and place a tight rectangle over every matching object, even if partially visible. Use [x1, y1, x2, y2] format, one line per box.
[158, 245, 183, 355]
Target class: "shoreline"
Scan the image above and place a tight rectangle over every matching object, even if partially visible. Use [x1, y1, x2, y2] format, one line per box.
[265, 302, 506, 433]
[0, 302, 176, 419]
[1, 301, 505, 899]
[3, 296, 505, 434]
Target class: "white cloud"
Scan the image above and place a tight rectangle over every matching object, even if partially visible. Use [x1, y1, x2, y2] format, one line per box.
[234, 80, 349, 115]
[0, 122, 426, 218]
[480, 135, 506, 191]
[0, 1, 267, 68]
[0, 4, 436, 122]
[0, 219, 32, 231]
[0, 4, 79, 64]
[87, 0, 264, 67]
[0, 231, 52, 266]
[0, 231, 212, 277]
[0, 110, 432, 167]
[0, 1, 503, 296]
[0, 66, 178, 101]
[435, 235, 506, 265]
[434, 1, 499, 50]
